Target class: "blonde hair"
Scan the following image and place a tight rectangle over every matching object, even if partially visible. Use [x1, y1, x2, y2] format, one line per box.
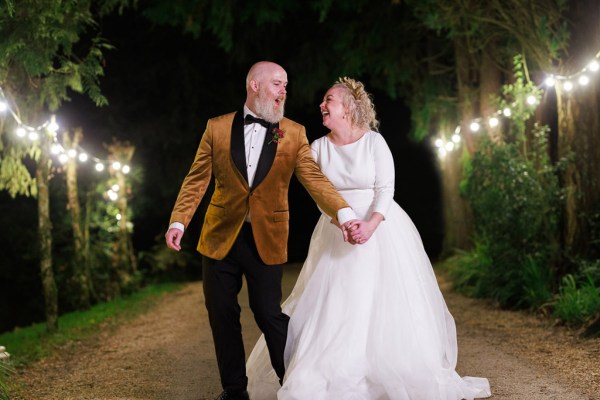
[332, 77, 379, 132]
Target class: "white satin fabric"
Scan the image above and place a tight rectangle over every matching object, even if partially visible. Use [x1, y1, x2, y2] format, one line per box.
[247, 131, 491, 399]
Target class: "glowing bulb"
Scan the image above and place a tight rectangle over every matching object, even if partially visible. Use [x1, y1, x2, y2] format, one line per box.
[111, 184, 120, 192]
[438, 148, 447, 158]
[0, 101, 7, 112]
[78, 153, 88, 162]
[116, 213, 122, 221]
[51, 144, 62, 154]
[489, 117, 499, 128]
[122, 165, 131, 174]
[445, 142, 455, 151]
[47, 116, 59, 132]
[563, 81, 573, 91]
[454, 126, 461, 134]
[107, 190, 118, 201]
[578, 75, 590, 86]
[67, 149, 77, 158]
[111, 161, 122, 171]
[588, 60, 599, 72]
[28, 131, 39, 141]
[434, 138, 444, 148]
[544, 76, 556, 87]
[16, 127, 27, 138]
[469, 122, 480, 132]
[451, 134, 461, 143]
[58, 154, 69, 164]
[95, 163, 105, 172]
[503, 108, 512, 117]
[526, 95, 537, 105]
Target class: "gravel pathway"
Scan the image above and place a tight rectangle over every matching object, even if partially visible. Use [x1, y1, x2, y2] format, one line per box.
[12, 263, 599, 400]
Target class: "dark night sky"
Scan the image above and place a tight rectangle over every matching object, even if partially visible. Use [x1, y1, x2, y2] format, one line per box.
[58, 10, 444, 262]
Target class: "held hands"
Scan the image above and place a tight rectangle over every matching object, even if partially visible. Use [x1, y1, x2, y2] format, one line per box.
[165, 227, 184, 251]
[333, 212, 384, 245]
[344, 220, 376, 245]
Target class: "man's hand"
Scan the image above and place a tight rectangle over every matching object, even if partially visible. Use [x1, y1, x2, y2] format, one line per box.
[345, 219, 376, 245]
[342, 219, 362, 245]
[165, 227, 184, 251]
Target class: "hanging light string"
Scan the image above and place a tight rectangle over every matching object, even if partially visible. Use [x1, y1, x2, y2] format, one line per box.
[0, 86, 132, 212]
[433, 52, 600, 158]
[0, 85, 131, 175]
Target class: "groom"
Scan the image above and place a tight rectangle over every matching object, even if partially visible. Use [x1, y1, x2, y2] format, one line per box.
[165, 61, 357, 400]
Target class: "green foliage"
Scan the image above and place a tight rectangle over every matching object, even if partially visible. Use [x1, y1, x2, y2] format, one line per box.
[446, 241, 492, 298]
[0, 282, 181, 368]
[0, 356, 13, 400]
[460, 134, 560, 308]
[554, 273, 600, 325]
[450, 58, 563, 309]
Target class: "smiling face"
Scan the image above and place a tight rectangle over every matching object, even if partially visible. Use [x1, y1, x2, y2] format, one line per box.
[319, 87, 350, 131]
[246, 62, 288, 123]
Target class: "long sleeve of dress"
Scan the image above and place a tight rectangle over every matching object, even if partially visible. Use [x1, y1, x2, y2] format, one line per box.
[371, 133, 395, 218]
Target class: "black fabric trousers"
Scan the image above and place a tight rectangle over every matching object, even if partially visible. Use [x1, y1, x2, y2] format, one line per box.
[202, 222, 289, 392]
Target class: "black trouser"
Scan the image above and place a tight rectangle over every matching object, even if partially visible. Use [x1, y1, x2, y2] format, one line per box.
[202, 223, 289, 392]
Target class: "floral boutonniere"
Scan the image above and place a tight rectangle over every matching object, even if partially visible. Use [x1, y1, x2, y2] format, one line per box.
[269, 127, 285, 145]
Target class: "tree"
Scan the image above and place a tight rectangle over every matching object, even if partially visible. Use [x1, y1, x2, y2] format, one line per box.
[0, 0, 128, 331]
[63, 128, 93, 308]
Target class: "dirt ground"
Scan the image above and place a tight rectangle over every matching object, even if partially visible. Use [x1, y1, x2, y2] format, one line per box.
[11, 263, 600, 400]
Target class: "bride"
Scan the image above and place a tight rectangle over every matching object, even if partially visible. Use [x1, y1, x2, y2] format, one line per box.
[246, 77, 491, 400]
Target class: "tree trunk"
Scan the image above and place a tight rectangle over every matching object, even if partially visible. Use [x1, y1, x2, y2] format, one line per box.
[37, 131, 58, 332]
[440, 37, 477, 253]
[107, 140, 137, 293]
[479, 39, 503, 143]
[63, 128, 92, 308]
[556, 0, 600, 259]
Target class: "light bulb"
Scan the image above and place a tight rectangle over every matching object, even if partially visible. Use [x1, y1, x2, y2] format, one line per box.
[503, 108, 512, 117]
[578, 75, 590, 86]
[122, 165, 131, 174]
[111, 184, 120, 192]
[469, 122, 480, 132]
[28, 131, 39, 141]
[526, 95, 537, 105]
[95, 163, 105, 172]
[588, 60, 599, 72]
[112, 161, 122, 171]
[434, 138, 444, 148]
[67, 149, 77, 158]
[0, 101, 7, 112]
[445, 142, 455, 151]
[78, 153, 88, 162]
[58, 154, 69, 164]
[563, 81, 573, 91]
[489, 117, 499, 128]
[451, 134, 461, 143]
[544, 76, 556, 87]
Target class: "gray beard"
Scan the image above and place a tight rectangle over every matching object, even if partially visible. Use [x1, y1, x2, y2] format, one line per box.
[255, 98, 285, 124]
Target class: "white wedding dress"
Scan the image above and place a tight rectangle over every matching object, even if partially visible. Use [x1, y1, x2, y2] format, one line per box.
[246, 131, 491, 400]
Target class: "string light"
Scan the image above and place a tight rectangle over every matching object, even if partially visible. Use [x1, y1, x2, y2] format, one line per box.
[0, 85, 132, 174]
[434, 51, 600, 158]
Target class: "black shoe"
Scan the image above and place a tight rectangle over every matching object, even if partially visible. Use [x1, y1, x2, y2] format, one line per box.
[215, 389, 250, 400]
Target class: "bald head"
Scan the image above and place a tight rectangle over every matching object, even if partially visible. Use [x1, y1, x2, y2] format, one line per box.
[246, 62, 286, 92]
[245, 61, 288, 123]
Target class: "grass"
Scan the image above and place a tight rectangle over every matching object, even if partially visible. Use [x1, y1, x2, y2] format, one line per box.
[0, 282, 183, 368]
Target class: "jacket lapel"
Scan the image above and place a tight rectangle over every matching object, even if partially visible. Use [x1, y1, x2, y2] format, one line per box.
[230, 111, 248, 183]
[252, 121, 279, 190]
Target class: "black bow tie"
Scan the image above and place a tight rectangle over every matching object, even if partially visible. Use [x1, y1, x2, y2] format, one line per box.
[244, 114, 271, 128]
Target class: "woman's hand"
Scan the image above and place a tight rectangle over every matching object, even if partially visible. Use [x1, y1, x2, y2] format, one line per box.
[345, 213, 384, 244]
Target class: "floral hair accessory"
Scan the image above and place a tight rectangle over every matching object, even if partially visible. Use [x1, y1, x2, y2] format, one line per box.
[269, 127, 285, 144]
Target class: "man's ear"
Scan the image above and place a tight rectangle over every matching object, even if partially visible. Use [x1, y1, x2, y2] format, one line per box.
[250, 79, 259, 93]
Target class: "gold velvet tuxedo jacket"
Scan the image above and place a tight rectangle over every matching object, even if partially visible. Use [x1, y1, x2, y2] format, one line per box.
[169, 111, 350, 265]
